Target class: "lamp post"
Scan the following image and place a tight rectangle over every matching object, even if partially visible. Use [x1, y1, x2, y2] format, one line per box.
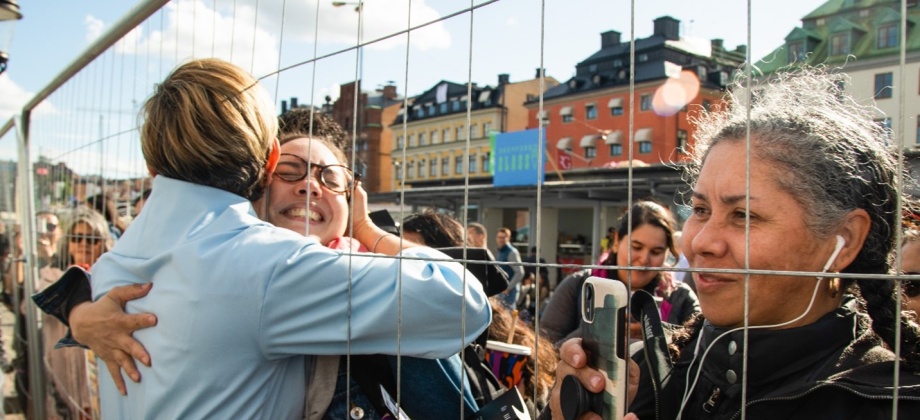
[0, 0, 23, 75]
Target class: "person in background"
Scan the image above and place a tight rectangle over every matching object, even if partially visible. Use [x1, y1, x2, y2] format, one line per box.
[85, 193, 127, 240]
[899, 228, 920, 315]
[549, 67, 920, 419]
[132, 189, 151, 218]
[522, 246, 549, 290]
[496, 227, 525, 309]
[467, 222, 487, 248]
[36, 211, 63, 269]
[42, 207, 114, 418]
[539, 201, 699, 347]
[401, 209, 466, 248]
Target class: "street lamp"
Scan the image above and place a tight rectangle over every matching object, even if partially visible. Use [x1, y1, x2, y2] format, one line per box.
[0, 0, 23, 75]
[332, 1, 362, 12]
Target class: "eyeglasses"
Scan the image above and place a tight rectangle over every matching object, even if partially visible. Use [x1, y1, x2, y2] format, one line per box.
[69, 235, 101, 245]
[272, 153, 360, 193]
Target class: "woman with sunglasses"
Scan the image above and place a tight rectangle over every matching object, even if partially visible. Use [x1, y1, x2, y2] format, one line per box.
[61, 208, 113, 270]
[41, 207, 113, 418]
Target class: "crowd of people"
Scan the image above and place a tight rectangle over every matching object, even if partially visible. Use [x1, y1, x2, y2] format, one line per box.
[0, 58, 916, 420]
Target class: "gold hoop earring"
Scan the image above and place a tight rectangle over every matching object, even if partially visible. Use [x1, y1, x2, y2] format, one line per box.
[828, 277, 840, 299]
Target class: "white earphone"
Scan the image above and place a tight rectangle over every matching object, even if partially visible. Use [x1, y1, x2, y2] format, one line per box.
[822, 235, 846, 273]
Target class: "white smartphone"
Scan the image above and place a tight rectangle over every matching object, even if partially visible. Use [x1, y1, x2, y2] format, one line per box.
[580, 276, 628, 419]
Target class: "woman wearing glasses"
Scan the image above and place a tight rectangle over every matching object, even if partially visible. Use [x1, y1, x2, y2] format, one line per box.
[41, 207, 113, 418]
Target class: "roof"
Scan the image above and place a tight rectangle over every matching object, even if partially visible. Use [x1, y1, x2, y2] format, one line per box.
[758, 0, 920, 74]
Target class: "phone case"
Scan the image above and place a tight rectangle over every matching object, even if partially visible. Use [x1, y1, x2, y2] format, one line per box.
[581, 276, 628, 419]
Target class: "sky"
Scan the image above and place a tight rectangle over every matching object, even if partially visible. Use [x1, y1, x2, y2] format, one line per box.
[0, 0, 826, 175]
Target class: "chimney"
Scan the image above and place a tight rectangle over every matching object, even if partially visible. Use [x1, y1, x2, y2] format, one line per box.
[601, 30, 621, 48]
[535, 67, 545, 78]
[498, 73, 510, 85]
[735, 45, 748, 55]
[653, 16, 680, 41]
[281, 100, 288, 114]
[711, 38, 724, 51]
[383, 84, 397, 100]
[290, 97, 299, 108]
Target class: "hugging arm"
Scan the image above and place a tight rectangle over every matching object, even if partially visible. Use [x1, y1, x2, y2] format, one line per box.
[32, 266, 157, 395]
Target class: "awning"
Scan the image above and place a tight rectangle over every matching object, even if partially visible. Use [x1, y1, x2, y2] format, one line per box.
[559, 106, 573, 116]
[478, 90, 491, 103]
[634, 128, 653, 142]
[556, 137, 573, 150]
[580, 134, 599, 147]
[608, 98, 623, 108]
[604, 130, 623, 144]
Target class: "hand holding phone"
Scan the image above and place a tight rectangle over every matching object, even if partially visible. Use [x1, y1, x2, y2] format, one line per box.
[560, 276, 628, 419]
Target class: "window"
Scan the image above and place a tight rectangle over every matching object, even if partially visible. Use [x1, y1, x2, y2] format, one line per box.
[482, 152, 491, 173]
[469, 154, 477, 173]
[640, 94, 653, 111]
[456, 126, 464, 141]
[830, 32, 850, 55]
[395, 161, 403, 180]
[562, 114, 573, 123]
[677, 129, 688, 154]
[396, 135, 404, 149]
[609, 144, 622, 156]
[483, 122, 491, 135]
[429, 159, 437, 177]
[418, 132, 426, 146]
[702, 99, 712, 112]
[639, 141, 652, 154]
[440, 103, 448, 113]
[430, 131, 438, 144]
[470, 125, 479, 139]
[455, 156, 463, 174]
[441, 157, 449, 176]
[586, 104, 597, 120]
[415, 108, 424, 118]
[878, 24, 899, 49]
[452, 101, 461, 111]
[584, 146, 596, 158]
[418, 159, 425, 178]
[638, 53, 649, 62]
[408, 134, 416, 147]
[611, 106, 623, 116]
[407, 161, 414, 179]
[875, 72, 893, 99]
[443, 128, 451, 142]
[427, 104, 436, 116]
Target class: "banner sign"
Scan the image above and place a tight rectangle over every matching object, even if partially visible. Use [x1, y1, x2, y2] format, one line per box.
[493, 128, 546, 187]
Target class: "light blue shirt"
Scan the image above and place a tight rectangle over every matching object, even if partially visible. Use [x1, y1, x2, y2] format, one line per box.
[91, 176, 491, 419]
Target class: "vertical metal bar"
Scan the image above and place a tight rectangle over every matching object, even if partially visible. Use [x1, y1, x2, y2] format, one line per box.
[15, 111, 46, 420]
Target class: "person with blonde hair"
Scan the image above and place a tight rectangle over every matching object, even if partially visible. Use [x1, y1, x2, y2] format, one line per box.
[69, 58, 489, 419]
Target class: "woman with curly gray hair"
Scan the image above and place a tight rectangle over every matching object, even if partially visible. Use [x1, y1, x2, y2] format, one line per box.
[548, 67, 920, 419]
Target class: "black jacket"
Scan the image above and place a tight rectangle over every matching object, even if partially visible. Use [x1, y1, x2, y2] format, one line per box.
[630, 299, 920, 419]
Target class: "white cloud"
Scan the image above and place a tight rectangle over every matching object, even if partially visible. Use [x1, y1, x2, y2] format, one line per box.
[0, 74, 33, 122]
[85, 15, 106, 43]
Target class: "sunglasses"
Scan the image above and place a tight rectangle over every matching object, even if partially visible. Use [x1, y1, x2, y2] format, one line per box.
[272, 154, 360, 194]
[69, 235, 102, 245]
